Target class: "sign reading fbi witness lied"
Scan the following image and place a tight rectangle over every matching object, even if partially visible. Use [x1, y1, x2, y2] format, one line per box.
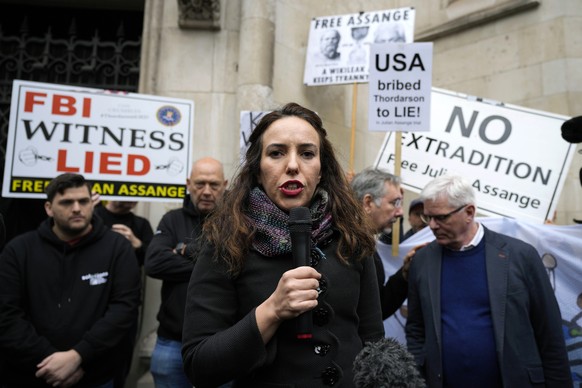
[368, 42, 433, 132]
[374, 87, 576, 224]
[303, 7, 415, 86]
[2, 80, 194, 202]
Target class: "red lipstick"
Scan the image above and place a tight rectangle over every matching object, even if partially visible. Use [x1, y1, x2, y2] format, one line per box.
[279, 180, 304, 196]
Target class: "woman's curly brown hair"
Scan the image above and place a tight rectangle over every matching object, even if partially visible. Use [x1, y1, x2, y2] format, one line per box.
[204, 102, 375, 275]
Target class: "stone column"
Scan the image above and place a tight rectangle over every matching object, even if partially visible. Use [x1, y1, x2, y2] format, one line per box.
[139, 0, 165, 96]
[236, 0, 275, 111]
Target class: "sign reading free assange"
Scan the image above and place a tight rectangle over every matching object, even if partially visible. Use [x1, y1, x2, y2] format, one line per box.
[3, 80, 194, 202]
[303, 7, 415, 86]
[374, 87, 576, 224]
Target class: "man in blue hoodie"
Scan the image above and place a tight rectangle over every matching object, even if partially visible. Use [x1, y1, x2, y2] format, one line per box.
[0, 173, 141, 387]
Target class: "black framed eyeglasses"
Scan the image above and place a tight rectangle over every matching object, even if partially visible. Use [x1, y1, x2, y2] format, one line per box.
[420, 205, 467, 224]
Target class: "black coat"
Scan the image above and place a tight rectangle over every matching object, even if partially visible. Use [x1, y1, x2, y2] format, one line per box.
[182, 234, 385, 388]
[144, 195, 206, 340]
[373, 251, 408, 320]
[94, 205, 154, 266]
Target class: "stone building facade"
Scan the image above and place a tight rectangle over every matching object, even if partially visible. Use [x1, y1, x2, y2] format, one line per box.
[139, 0, 581, 224]
[1, 0, 580, 386]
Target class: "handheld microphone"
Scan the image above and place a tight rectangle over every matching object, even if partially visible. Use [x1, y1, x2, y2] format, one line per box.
[288, 206, 313, 340]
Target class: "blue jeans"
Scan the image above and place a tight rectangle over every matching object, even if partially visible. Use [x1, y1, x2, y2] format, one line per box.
[150, 337, 192, 388]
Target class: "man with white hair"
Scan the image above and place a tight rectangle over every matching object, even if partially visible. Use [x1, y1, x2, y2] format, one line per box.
[406, 174, 571, 387]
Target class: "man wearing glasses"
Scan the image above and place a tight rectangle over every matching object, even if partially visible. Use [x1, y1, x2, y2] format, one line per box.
[405, 174, 571, 387]
[350, 168, 412, 319]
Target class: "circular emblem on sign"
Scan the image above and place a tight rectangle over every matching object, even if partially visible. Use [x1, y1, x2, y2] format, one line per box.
[156, 105, 181, 126]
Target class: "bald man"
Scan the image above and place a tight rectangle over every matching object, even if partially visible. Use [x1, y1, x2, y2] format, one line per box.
[145, 157, 228, 387]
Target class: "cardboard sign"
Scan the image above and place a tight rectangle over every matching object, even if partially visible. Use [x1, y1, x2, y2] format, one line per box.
[368, 42, 433, 132]
[3, 80, 195, 202]
[303, 7, 415, 86]
[239, 111, 267, 163]
[374, 88, 575, 223]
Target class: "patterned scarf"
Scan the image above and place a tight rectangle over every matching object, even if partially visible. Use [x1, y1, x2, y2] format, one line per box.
[248, 187, 333, 257]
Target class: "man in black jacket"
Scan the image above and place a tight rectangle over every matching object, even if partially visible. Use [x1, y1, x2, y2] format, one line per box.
[0, 212, 5, 252]
[145, 157, 227, 387]
[402, 198, 427, 241]
[0, 173, 140, 387]
[350, 168, 412, 319]
[94, 200, 154, 267]
[93, 200, 154, 387]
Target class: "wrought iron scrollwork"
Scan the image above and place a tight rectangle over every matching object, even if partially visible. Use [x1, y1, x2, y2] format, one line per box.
[0, 14, 142, 161]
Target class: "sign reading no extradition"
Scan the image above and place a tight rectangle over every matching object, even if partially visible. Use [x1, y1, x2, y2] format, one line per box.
[2, 80, 195, 202]
[303, 7, 415, 86]
[374, 87, 575, 224]
[368, 42, 433, 132]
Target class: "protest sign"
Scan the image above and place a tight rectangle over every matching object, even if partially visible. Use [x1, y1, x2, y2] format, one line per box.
[374, 87, 575, 224]
[2, 80, 194, 202]
[240, 111, 267, 163]
[368, 42, 433, 132]
[303, 7, 415, 86]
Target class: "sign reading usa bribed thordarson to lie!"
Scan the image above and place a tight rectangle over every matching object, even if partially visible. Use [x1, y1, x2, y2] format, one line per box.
[374, 87, 576, 224]
[3, 80, 194, 202]
[368, 42, 433, 132]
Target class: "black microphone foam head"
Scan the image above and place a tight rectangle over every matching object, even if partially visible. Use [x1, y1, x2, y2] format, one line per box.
[353, 337, 426, 388]
[288, 207, 312, 233]
[561, 116, 582, 143]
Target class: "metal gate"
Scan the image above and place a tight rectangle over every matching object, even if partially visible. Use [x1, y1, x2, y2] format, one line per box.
[0, 3, 143, 162]
[0, 3, 143, 242]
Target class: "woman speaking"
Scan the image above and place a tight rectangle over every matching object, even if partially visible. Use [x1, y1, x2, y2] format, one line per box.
[181, 103, 384, 387]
